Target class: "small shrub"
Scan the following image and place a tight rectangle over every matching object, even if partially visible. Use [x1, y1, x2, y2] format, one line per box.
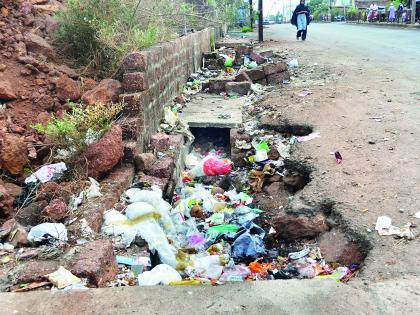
[31, 102, 123, 158]
[54, 0, 174, 78]
[241, 26, 253, 33]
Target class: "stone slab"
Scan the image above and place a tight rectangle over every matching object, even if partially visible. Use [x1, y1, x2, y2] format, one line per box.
[180, 94, 244, 128]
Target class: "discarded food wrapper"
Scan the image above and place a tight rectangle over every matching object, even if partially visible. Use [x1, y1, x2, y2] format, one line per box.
[27, 223, 68, 243]
[235, 139, 252, 150]
[375, 216, 414, 239]
[25, 162, 67, 184]
[219, 265, 251, 282]
[47, 266, 81, 289]
[137, 264, 181, 286]
[296, 132, 320, 143]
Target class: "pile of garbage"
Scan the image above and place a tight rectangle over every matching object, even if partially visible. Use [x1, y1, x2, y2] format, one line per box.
[100, 136, 360, 286]
[183, 44, 290, 97]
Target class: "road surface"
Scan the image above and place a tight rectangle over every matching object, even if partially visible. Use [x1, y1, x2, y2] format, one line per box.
[264, 23, 420, 80]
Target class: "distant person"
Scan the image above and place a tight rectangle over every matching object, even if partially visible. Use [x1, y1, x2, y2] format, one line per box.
[398, 3, 404, 22]
[389, 3, 396, 22]
[291, 0, 311, 41]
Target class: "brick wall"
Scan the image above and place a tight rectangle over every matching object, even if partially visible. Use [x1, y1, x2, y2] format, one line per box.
[119, 28, 213, 150]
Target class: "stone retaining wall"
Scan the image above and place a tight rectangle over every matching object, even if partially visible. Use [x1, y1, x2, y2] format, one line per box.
[119, 28, 213, 150]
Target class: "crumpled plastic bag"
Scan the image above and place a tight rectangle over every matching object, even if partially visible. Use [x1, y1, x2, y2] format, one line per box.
[189, 156, 233, 178]
[137, 264, 181, 286]
[85, 177, 102, 199]
[231, 222, 266, 260]
[27, 223, 68, 243]
[25, 162, 67, 184]
[102, 201, 177, 268]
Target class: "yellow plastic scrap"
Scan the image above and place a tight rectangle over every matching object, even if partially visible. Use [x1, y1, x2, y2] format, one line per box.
[169, 280, 202, 285]
[47, 266, 81, 289]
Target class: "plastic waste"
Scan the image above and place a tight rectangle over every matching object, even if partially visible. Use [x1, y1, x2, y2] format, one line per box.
[206, 213, 225, 225]
[231, 222, 266, 260]
[296, 132, 320, 143]
[224, 57, 234, 67]
[25, 162, 67, 184]
[207, 224, 240, 237]
[375, 216, 414, 239]
[85, 177, 102, 199]
[247, 61, 258, 69]
[219, 265, 251, 282]
[288, 59, 299, 68]
[137, 264, 182, 286]
[47, 266, 81, 289]
[185, 254, 229, 280]
[298, 265, 316, 278]
[288, 247, 310, 260]
[254, 150, 268, 162]
[189, 156, 233, 178]
[335, 151, 343, 164]
[27, 223, 68, 243]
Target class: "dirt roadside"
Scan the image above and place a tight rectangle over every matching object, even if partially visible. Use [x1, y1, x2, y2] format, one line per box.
[255, 37, 419, 283]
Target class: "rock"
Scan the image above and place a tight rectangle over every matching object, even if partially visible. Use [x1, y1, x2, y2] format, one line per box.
[259, 182, 289, 210]
[123, 141, 140, 163]
[14, 41, 27, 56]
[0, 64, 6, 72]
[208, 78, 232, 93]
[230, 129, 251, 144]
[0, 219, 28, 247]
[16, 260, 60, 283]
[69, 239, 118, 287]
[134, 153, 156, 172]
[225, 81, 251, 96]
[0, 78, 17, 100]
[0, 181, 21, 218]
[56, 65, 77, 79]
[245, 67, 265, 82]
[80, 78, 98, 93]
[263, 62, 288, 76]
[147, 157, 174, 179]
[266, 72, 291, 85]
[318, 229, 365, 265]
[135, 175, 169, 192]
[0, 133, 28, 175]
[82, 125, 124, 179]
[259, 50, 274, 58]
[122, 72, 148, 92]
[150, 133, 170, 152]
[271, 213, 330, 241]
[55, 75, 80, 102]
[234, 71, 253, 83]
[41, 198, 67, 222]
[249, 52, 266, 65]
[24, 32, 55, 59]
[82, 79, 122, 105]
[266, 174, 282, 184]
[15, 200, 48, 226]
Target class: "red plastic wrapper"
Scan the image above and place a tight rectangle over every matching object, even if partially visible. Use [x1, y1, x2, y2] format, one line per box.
[202, 157, 233, 176]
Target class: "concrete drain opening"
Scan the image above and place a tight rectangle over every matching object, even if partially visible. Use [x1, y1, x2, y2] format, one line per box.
[170, 125, 368, 282]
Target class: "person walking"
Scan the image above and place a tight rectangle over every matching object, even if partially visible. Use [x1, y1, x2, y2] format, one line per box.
[291, 0, 311, 41]
[389, 3, 396, 22]
[397, 2, 404, 22]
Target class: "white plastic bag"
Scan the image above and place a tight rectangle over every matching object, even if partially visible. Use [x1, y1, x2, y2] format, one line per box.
[137, 264, 181, 286]
[85, 177, 102, 199]
[27, 223, 68, 243]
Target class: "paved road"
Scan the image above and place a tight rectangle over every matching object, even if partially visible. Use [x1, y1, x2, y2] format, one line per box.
[264, 23, 420, 80]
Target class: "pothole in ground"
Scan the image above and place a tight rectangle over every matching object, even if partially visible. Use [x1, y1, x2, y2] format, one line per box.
[140, 125, 368, 283]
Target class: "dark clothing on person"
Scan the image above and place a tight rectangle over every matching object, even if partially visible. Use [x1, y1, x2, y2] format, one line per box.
[291, 4, 311, 40]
